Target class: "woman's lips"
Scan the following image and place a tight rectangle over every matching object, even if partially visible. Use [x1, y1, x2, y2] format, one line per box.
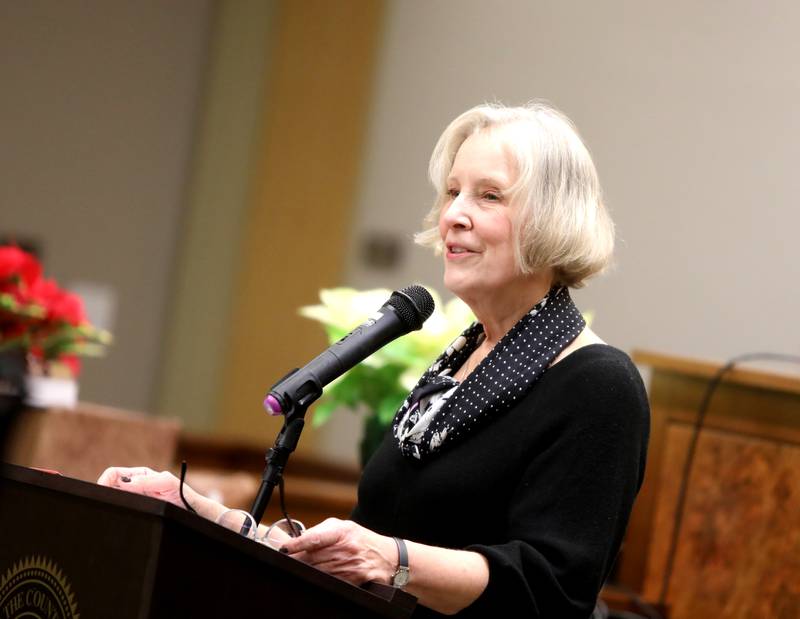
[446, 245, 479, 259]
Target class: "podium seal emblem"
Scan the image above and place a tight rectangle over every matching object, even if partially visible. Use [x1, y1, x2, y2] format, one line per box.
[0, 555, 79, 618]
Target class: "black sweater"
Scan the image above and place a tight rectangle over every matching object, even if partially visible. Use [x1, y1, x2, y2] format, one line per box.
[351, 344, 650, 618]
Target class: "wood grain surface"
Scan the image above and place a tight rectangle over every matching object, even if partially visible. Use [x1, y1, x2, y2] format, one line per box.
[623, 351, 800, 619]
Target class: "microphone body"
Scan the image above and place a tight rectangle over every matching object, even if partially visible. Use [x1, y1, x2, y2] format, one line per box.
[264, 285, 434, 418]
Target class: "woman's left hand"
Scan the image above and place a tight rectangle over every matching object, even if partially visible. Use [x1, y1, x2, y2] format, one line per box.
[97, 466, 226, 522]
[279, 518, 397, 586]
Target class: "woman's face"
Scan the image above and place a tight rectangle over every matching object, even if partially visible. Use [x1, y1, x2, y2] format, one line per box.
[438, 129, 520, 303]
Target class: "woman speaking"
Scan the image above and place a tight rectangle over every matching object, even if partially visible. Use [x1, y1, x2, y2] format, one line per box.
[99, 102, 649, 618]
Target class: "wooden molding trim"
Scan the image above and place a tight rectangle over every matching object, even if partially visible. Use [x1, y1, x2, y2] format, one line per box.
[633, 349, 800, 396]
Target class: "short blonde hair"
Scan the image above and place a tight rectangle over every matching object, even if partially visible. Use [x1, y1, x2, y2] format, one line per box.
[415, 101, 614, 288]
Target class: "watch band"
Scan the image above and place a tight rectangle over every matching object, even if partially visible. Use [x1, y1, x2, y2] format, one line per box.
[391, 537, 410, 588]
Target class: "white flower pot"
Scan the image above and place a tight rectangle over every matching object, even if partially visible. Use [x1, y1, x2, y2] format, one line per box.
[24, 375, 78, 409]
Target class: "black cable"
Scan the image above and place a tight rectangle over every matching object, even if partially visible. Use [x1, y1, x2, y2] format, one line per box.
[278, 475, 302, 537]
[657, 352, 800, 607]
[179, 460, 197, 514]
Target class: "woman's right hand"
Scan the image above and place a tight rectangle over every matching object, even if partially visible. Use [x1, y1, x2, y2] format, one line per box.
[97, 466, 226, 521]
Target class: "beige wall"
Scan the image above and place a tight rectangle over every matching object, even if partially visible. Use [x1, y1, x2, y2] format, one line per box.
[156, 0, 275, 431]
[0, 1, 213, 412]
[347, 0, 800, 363]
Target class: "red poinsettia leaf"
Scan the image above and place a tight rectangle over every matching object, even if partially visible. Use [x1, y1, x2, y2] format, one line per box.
[26, 279, 84, 325]
[47, 288, 86, 326]
[0, 245, 43, 287]
[59, 354, 82, 377]
[26, 277, 60, 307]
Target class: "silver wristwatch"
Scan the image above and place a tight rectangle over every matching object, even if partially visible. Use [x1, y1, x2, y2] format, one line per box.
[391, 537, 410, 588]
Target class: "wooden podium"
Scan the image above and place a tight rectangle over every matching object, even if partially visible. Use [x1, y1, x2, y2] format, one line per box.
[0, 463, 415, 618]
[614, 351, 800, 619]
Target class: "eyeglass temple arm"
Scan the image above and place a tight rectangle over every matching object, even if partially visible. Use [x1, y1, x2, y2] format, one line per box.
[249, 416, 306, 526]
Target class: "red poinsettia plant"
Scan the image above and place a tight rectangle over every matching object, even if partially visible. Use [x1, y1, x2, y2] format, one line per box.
[0, 245, 111, 377]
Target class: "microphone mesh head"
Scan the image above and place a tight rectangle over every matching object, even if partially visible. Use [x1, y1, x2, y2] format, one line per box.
[390, 285, 435, 330]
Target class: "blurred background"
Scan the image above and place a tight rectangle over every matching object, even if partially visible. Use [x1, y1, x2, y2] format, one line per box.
[2, 1, 799, 616]
[3, 0, 797, 463]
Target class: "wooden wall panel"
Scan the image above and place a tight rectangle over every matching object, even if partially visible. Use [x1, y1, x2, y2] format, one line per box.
[620, 351, 800, 619]
[643, 426, 800, 618]
[215, 0, 385, 448]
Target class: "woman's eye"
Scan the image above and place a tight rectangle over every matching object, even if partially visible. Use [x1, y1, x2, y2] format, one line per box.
[446, 188, 460, 199]
[483, 191, 501, 202]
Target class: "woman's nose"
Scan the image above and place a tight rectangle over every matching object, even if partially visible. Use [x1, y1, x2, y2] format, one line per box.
[442, 194, 472, 229]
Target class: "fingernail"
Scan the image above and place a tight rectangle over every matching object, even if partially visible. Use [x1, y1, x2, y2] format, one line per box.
[279, 546, 289, 554]
[120, 476, 131, 483]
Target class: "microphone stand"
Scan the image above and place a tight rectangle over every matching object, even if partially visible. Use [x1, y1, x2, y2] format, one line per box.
[249, 415, 305, 525]
[249, 369, 321, 527]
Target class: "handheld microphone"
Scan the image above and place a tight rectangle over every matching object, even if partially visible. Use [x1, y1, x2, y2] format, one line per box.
[263, 285, 435, 419]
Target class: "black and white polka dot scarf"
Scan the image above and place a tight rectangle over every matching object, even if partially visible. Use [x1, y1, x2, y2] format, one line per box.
[393, 286, 585, 460]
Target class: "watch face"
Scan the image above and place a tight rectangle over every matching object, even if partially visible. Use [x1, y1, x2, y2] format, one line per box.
[393, 567, 410, 588]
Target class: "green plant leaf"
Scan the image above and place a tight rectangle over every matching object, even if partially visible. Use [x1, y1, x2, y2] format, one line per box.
[0, 335, 29, 352]
[324, 372, 365, 409]
[377, 392, 404, 425]
[311, 399, 339, 427]
[0, 292, 45, 318]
